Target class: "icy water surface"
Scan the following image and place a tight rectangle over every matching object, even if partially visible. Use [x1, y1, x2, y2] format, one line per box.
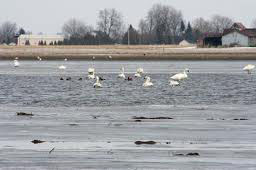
[0, 60, 256, 170]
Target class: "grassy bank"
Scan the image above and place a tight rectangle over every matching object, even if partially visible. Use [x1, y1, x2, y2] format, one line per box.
[1, 45, 256, 60]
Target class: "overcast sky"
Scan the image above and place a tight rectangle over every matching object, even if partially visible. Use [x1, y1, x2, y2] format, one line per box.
[0, 0, 255, 34]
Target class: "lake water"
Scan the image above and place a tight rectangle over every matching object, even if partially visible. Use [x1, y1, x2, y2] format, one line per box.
[0, 60, 256, 170]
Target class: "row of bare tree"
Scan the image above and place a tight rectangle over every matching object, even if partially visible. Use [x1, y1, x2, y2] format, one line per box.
[1, 3, 256, 45]
[61, 5, 238, 45]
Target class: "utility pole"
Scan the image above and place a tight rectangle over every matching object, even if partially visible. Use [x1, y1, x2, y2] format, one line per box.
[128, 25, 130, 45]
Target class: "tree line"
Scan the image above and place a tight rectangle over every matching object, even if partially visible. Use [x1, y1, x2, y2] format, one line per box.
[1, 3, 256, 45]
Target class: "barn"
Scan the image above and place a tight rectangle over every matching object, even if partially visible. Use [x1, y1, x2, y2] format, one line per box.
[222, 23, 256, 47]
[197, 33, 222, 47]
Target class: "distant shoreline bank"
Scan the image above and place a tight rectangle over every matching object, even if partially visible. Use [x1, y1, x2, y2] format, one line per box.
[1, 45, 256, 60]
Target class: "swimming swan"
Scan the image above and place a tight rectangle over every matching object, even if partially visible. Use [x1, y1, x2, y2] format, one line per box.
[243, 64, 255, 74]
[134, 68, 144, 77]
[137, 68, 144, 74]
[88, 68, 96, 79]
[171, 68, 189, 81]
[118, 67, 125, 79]
[93, 76, 102, 88]
[58, 58, 67, 69]
[14, 59, 20, 67]
[143, 76, 153, 87]
[58, 65, 66, 70]
[88, 68, 95, 74]
[134, 72, 141, 77]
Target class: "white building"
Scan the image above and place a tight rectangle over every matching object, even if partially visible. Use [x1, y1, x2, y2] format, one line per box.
[17, 34, 64, 46]
[222, 23, 256, 47]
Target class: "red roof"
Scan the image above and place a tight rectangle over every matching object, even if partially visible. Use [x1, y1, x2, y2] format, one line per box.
[231, 22, 246, 30]
[223, 29, 256, 37]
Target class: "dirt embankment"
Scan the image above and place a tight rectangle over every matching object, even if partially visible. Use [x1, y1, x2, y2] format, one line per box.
[1, 45, 256, 60]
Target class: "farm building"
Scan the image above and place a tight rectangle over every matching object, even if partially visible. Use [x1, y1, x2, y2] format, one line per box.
[197, 33, 222, 47]
[222, 23, 256, 47]
[17, 34, 64, 46]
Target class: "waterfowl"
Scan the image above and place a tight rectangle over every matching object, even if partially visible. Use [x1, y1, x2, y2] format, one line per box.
[137, 68, 144, 74]
[135, 68, 144, 77]
[118, 67, 125, 79]
[126, 77, 133, 81]
[99, 77, 105, 81]
[243, 64, 255, 74]
[58, 58, 67, 69]
[93, 76, 102, 88]
[134, 72, 141, 77]
[58, 65, 66, 70]
[143, 76, 153, 87]
[14, 58, 20, 67]
[171, 68, 189, 81]
[88, 68, 96, 79]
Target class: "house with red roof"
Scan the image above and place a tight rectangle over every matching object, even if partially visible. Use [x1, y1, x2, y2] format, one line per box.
[222, 23, 256, 47]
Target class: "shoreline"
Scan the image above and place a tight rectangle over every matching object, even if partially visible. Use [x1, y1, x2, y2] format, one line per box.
[1, 45, 256, 60]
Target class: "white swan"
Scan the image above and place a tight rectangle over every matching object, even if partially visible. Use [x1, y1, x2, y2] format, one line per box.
[88, 73, 96, 79]
[134, 72, 141, 77]
[171, 68, 189, 81]
[93, 76, 102, 88]
[58, 58, 67, 69]
[137, 68, 144, 74]
[143, 76, 153, 87]
[118, 67, 125, 79]
[88, 68, 96, 79]
[88, 68, 95, 74]
[243, 64, 255, 74]
[58, 65, 66, 70]
[134, 68, 144, 77]
[169, 80, 180, 86]
[14, 59, 20, 67]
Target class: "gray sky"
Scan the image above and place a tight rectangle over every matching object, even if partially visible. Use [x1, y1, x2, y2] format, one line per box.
[0, 0, 255, 34]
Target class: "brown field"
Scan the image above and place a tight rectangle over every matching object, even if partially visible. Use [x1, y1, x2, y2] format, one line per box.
[1, 45, 256, 60]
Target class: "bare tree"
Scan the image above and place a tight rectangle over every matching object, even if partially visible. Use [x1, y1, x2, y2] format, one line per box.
[0, 21, 17, 44]
[192, 17, 213, 33]
[62, 18, 92, 38]
[210, 15, 233, 33]
[138, 19, 152, 44]
[145, 3, 183, 44]
[167, 6, 183, 43]
[97, 8, 125, 41]
[252, 18, 256, 28]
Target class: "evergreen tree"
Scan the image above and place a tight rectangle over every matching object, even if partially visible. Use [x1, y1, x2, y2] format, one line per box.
[180, 20, 186, 33]
[18, 28, 26, 35]
[185, 22, 194, 43]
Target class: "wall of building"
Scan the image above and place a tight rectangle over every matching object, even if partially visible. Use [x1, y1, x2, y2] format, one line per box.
[18, 35, 64, 46]
[222, 32, 249, 46]
[249, 37, 256, 46]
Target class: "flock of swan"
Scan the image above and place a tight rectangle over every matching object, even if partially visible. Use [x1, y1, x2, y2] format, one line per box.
[12, 57, 256, 88]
